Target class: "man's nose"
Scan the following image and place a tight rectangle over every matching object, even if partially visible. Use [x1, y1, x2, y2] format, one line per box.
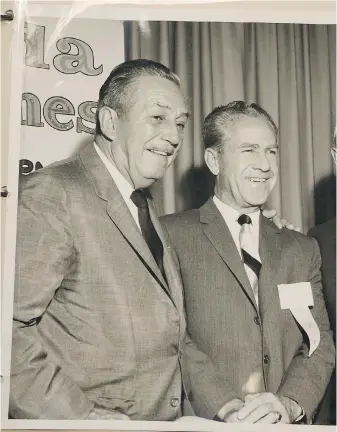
[254, 151, 270, 171]
[162, 124, 180, 146]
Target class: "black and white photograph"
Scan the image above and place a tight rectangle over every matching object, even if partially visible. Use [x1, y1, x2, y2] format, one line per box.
[1, 1, 336, 430]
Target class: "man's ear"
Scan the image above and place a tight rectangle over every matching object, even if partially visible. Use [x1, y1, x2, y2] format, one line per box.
[204, 147, 220, 176]
[98, 106, 118, 141]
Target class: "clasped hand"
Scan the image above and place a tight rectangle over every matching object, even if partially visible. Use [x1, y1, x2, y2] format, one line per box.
[224, 393, 295, 424]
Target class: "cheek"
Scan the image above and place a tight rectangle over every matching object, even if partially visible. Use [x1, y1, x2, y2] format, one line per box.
[236, 161, 250, 179]
[174, 137, 184, 152]
[270, 158, 279, 175]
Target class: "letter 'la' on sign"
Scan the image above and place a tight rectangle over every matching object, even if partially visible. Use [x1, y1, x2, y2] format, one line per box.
[24, 22, 103, 76]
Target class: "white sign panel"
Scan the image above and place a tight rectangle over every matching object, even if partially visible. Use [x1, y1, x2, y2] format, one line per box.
[20, 17, 125, 174]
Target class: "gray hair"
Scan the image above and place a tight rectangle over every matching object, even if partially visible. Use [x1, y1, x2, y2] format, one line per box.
[202, 101, 278, 153]
[95, 59, 180, 135]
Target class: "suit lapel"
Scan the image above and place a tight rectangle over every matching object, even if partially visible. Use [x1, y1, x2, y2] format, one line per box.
[149, 199, 183, 312]
[200, 198, 257, 309]
[79, 143, 169, 293]
[258, 216, 283, 314]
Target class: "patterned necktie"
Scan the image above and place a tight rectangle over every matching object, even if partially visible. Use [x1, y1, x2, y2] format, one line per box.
[238, 214, 261, 306]
[130, 189, 166, 280]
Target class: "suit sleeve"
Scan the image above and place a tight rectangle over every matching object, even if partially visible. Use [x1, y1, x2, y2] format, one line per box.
[160, 219, 238, 419]
[181, 332, 239, 419]
[276, 237, 336, 423]
[10, 173, 95, 419]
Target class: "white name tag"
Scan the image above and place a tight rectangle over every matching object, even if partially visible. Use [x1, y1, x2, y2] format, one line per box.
[278, 282, 320, 357]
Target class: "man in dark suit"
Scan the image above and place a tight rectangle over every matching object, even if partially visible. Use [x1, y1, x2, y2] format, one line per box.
[10, 60, 239, 421]
[308, 145, 336, 425]
[161, 101, 335, 424]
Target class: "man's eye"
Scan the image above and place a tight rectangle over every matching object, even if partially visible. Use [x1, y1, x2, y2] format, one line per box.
[268, 149, 278, 155]
[242, 149, 254, 153]
[177, 123, 186, 131]
[152, 115, 163, 121]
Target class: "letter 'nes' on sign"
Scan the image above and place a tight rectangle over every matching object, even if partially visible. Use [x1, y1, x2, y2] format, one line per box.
[21, 94, 97, 133]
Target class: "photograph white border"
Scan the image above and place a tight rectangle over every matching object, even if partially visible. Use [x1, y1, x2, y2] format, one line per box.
[1, 0, 336, 430]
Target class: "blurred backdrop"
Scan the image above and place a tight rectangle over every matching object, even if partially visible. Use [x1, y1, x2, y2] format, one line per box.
[125, 21, 336, 232]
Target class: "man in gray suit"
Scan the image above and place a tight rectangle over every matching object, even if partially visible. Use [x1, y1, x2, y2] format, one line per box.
[10, 59, 236, 420]
[161, 101, 335, 424]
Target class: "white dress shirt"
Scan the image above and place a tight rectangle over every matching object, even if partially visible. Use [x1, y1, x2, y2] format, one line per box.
[213, 196, 261, 258]
[213, 195, 261, 305]
[94, 142, 141, 231]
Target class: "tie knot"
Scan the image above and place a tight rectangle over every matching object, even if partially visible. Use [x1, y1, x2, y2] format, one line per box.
[238, 214, 252, 226]
[130, 189, 148, 208]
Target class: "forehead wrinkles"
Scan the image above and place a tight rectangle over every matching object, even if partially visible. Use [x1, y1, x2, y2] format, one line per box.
[132, 79, 187, 114]
[224, 116, 275, 151]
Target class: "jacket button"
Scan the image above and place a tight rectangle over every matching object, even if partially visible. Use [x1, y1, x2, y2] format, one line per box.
[264, 354, 270, 364]
[170, 397, 180, 408]
[254, 316, 260, 325]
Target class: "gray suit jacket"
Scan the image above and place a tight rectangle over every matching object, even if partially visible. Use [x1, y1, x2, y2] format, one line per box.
[161, 198, 335, 423]
[10, 145, 229, 420]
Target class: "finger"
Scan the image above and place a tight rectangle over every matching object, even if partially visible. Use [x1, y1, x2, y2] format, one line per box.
[285, 223, 294, 230]
[255, 412, 280, 424]
[273, 220, 283, 229]
[237, 395, 267, 420]
[244, 393, 262, 404]
[262, 209, 277, 218]
[273, 216, 283, 228]
[238, 404, 273, 423]
[225, 411, 241, 423]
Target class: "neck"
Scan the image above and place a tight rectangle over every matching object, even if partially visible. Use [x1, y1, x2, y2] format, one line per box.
[214, 187, 261, 215]
[95, 135, 135, 188]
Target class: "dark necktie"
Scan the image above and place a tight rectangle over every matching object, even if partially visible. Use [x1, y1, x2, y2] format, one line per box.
[130, 189, 166, 279]
[237, 213, 262, 278]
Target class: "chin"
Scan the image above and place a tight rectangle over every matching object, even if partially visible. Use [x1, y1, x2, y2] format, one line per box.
[139, 176, 163, 189]
[149, 169, 167, 181]
[244, 199, 267, 208]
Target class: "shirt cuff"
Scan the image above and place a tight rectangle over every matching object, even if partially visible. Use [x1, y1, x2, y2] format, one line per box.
[280, 396, 305, 423]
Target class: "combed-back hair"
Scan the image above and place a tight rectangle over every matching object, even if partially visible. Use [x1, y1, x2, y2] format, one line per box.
[202, 101, 278, 153]
[95, 59, 180, 135]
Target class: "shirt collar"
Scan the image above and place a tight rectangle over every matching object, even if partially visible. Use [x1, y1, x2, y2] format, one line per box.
[213, 195, 260, 227]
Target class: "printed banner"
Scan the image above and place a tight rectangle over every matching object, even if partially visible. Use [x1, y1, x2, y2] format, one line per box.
[20, 17, 124, 175]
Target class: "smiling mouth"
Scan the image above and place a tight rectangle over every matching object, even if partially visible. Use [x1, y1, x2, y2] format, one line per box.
[247, 178, 269, 183]
[148, 148, 175, 157]
[149, 149, 169, 156]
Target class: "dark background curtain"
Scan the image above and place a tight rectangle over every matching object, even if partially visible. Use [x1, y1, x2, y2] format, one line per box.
[124, 21, 336, 232]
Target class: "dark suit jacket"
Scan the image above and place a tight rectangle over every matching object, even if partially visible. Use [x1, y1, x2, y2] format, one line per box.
[161, 198, 335, 424]
[308, 219, 336, 425]
[10, 144, 230, 420]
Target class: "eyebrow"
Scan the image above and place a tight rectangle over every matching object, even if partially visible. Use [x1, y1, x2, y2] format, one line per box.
[240, 143, 279, 149]
[155, 103, 190, 118]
